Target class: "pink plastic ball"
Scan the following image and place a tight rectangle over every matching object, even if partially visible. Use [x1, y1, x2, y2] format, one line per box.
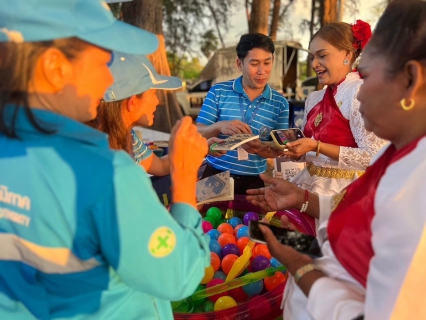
[202, 220, 213, 233]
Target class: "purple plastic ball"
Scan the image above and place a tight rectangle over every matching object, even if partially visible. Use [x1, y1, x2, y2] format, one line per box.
[243, 211, 259, 226]
[221, 243, 241, 257]
[250, 255, 271, 272]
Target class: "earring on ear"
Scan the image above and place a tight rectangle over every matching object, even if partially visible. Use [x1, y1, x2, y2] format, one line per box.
[343, 59, 349, 65]
[400, 98, 415, 111]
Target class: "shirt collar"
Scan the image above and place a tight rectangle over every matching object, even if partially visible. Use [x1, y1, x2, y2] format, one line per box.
[232, 76, 272, 100]
[5, 105, 109, 148]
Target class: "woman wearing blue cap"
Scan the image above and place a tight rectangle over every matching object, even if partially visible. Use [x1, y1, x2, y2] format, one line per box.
[0, 1, 210, 319]
[89, 52, 224, 176]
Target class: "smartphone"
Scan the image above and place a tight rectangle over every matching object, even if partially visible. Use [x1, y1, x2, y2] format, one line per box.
[249, 220, 316, 254]
[270, 128, 305, 147]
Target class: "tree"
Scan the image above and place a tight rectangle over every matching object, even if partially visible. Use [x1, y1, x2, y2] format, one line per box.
[122, 0, 182, 133]
[248, 0, 271, 34]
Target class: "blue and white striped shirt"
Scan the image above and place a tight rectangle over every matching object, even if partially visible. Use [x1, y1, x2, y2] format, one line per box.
[196, 76, 289, 175]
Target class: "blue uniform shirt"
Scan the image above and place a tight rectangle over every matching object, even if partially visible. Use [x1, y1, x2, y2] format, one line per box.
[0, 106, 210, 320]
[196, 76, 289, 175]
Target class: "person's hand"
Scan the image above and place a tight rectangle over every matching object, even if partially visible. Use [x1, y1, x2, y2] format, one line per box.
[207, 137, 227, 157]
[246, 174, 304, 211]
[258, 222, 312, 272]
[169, 117, 208, 207]
[241, 138, 262, 154]
[215, 120, 252, 136]
[283, 138, 317, 159]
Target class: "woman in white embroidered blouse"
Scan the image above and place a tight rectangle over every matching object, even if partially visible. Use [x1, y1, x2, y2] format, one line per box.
[284, 21, 387, 196]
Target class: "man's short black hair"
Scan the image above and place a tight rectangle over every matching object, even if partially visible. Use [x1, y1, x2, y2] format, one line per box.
[236, 33, 275, 60]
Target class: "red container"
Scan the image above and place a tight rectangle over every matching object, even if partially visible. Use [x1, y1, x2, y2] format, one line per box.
[173, 196, 316, 320]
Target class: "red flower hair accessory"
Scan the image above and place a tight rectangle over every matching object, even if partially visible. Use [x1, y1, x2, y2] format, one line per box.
[351, 20, 372, 51]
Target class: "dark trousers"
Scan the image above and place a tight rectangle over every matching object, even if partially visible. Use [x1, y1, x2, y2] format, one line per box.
[201, 164, 265, 195]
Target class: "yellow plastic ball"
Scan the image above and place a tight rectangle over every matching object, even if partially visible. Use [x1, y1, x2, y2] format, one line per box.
[213, 296, 237, 311]
[200, 265, 214, 284]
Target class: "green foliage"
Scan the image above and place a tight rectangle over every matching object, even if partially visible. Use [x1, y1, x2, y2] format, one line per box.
[200, 30, 219, 59]
[167, 52, 203, 81]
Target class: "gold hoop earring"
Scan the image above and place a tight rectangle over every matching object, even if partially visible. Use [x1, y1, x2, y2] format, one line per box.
[400, 98, 415, 111]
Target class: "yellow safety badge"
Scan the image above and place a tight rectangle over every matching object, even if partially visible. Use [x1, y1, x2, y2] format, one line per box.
[148, 227, 176, 258]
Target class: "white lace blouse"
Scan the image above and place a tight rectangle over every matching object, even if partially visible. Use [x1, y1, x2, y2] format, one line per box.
[291, 72, 388, 196]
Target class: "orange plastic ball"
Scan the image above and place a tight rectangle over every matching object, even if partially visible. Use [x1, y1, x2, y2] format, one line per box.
[236, 237, 250, 253]
[221, 254, 239, 275]
[200, 265, 215, 284]
[218, 233, 236, 248]
[211, 252, 221, 272]
[264, 272, 287, 291]
[217, 223, 234, 235]
[234, 224, 245, 237]
[252, 244, 272, 260]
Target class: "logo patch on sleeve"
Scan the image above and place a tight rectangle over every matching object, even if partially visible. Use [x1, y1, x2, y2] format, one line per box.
[148, 227, 176, 258]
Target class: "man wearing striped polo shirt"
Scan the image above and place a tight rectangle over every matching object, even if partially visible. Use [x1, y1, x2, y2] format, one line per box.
[197, 33, 289, 194]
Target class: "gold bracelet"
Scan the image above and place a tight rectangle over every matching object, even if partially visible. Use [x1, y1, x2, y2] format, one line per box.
[294, 263, 317, 282]
[315, 140, 321, 157]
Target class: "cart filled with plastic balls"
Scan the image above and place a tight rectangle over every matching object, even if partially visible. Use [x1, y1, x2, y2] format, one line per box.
[172, 196, 315, 320]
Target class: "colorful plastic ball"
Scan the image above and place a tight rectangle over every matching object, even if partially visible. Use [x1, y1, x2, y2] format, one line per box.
[227, 217, 242, 228]
[248, 295, 271, 318]
[203, 300, 214, 312]
[213, 296, 237, 311]
[234, 224, 245, 236]
[207, 278, 228, 302]
[270, 257, 283, 268]
[252, 244, 272, 260]
[221, 243, 240, 257]
[242, 278, 264, 296]
[217, 223, 234, 235]
[218, 233, 236, 248]
[243, 211, 259, 225]
[250, 255, 271, 272]
[236, 237, 250, 253]
[221, 254, 239, 275]
[200, 265, 214, 284]
[264, 271, 286, 291]
[192, 284, 206, 307]
[206, 207, 222, 222]
[207, 229, 221, 240]
[229, 286, 248, 302]
[209, 239, 222, 257]
[210, 252, 221, 272]
[202, 220, 213, 233]
[214, 270, 227, 281]
[236, 226, 249, 239]
[203, 216, 217, 228]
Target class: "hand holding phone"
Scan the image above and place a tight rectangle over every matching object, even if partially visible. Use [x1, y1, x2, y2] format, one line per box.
[270, 128, 305, 148]
[249, 220, 316, 254]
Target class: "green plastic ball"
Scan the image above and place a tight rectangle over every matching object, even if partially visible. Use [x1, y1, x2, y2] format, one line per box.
[203, 216, 217, 228]
[206, 207, 222, 222]
[203, 300, 214, 312]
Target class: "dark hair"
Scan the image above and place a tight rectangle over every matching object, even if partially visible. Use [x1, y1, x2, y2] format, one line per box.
[311, 22, 360, 63]
[86, 94, 143, 155]
[236, 33, 275, 60]
[0, 38, 88, 138]
[367, 0, 426, 77]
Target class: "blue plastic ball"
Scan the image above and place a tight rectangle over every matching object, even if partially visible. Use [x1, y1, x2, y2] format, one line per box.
[209, 239, 222, 257]
[214, 271, 227, 281]
[270, 257, 283, 268]
[242, 278, 264, 296]
[207, 229, 221, 240]
[228, 217, 243, 228]
[236, 226, 249, 239]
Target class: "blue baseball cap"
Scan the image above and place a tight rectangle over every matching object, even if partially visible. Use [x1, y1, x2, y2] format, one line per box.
[0, 0, 158, 55]
[104, 52, 182, 102]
